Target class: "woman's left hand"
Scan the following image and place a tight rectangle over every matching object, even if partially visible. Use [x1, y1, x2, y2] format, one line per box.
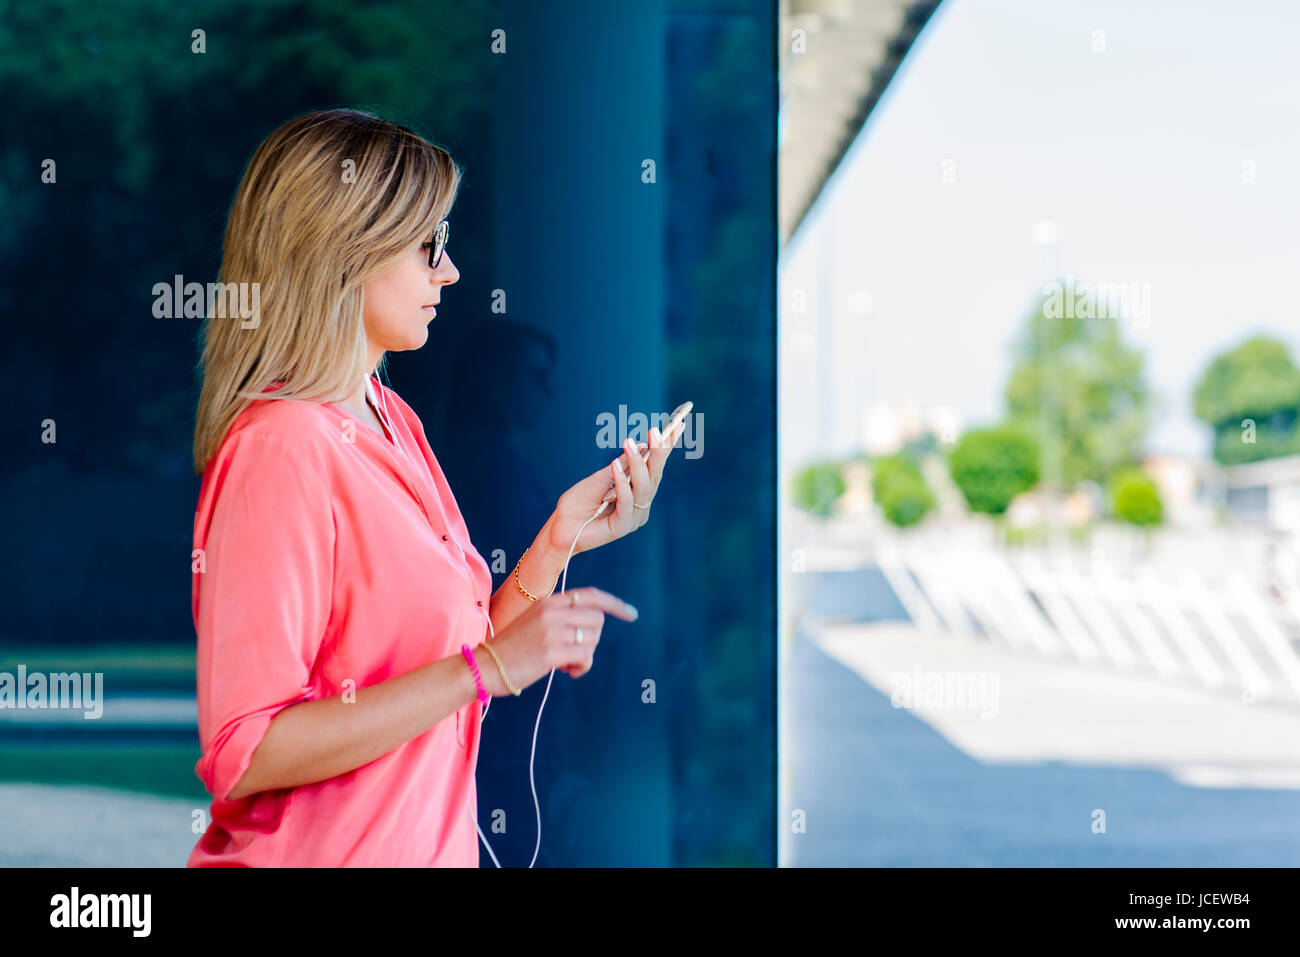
[545, 419, 685, 557]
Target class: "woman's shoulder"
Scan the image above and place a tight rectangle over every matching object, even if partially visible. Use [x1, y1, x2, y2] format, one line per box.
[217, 395, 343, 465]
[196, 398, 342, 522]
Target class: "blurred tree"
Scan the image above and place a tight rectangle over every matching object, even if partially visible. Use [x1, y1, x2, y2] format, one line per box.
[948, 426, 1039, 516]
[1109, 467, 1163, 527]
[900, 429, 939, 460]
[790, 460, 845, 518]
[1003, 287, 1149, 488]
[871, 453, 934, 527]
[1192, 336, 1300, 465]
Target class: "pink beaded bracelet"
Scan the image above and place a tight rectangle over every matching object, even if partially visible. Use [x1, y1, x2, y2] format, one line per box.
[461, 644, 490, 706]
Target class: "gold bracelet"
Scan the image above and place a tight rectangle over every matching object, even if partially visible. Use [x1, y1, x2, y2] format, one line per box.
[513, 544, 558, 602]
[478, 638, 521, 696]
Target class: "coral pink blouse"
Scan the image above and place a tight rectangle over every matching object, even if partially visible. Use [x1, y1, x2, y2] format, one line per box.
[187, 376, 493, 867]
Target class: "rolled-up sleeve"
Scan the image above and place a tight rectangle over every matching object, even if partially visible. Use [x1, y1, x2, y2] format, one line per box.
[193, 429, 335, 803]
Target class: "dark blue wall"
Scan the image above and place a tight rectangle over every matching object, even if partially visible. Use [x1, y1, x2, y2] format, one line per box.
[1, 0, 775, 867]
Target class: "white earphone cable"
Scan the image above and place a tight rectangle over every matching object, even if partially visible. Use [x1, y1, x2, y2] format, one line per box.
[469, 496, 613, 868]
[372, 372, 619, 866]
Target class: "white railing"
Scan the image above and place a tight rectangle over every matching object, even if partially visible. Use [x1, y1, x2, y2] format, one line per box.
[873, 536, 1300, 707]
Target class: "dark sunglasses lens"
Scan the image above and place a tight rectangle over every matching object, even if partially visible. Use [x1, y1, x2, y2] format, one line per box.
[429, 223, 447, 267]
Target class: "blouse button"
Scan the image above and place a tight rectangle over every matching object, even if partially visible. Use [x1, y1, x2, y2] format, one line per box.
[477, 600, 483, 606]
[442, 534, 448, 541]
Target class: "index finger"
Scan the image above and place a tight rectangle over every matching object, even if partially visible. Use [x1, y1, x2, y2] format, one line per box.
[564, 586, 639, 621]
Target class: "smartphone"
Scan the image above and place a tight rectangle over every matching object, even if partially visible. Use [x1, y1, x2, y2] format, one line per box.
[600, 400, 693, 505]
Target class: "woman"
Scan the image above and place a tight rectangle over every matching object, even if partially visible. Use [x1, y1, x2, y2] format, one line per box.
[187, 108, 684, 867]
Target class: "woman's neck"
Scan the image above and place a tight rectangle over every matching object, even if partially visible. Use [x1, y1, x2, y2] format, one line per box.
[345, 348, 385, 409]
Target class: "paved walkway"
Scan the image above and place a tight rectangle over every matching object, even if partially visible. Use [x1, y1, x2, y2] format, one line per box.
[781, 621, 1300, 866]
[0, 783, 198, 867]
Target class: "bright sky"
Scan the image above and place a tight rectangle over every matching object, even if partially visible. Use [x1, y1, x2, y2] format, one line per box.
[781, 0, 1300, 465]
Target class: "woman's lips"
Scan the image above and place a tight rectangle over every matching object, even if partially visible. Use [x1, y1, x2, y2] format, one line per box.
[421, 305, 437, 316]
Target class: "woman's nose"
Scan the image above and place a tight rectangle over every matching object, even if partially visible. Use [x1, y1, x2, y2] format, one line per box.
[435, 252, 460, 284]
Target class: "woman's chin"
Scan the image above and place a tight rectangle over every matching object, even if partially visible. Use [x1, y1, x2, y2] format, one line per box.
[401, 325, 431, 349]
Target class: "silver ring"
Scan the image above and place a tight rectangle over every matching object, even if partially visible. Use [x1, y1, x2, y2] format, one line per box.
[575, 628, 584, 645]
[633, 500, 650, 509]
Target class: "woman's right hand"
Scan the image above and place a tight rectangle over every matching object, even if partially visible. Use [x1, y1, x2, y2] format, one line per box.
[482, 587, 639, 690]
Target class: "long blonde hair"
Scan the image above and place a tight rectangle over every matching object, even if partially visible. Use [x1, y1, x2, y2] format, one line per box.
[192, 108, 462, 474]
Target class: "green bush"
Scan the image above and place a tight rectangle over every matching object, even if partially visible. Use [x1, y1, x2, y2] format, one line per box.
[948, 426, 1040, 516]
[871, 454, 935, 528]
[790, 461, 846, 517]
[1193, 337, 1300, 466]
[1110, 468, 1163, 527]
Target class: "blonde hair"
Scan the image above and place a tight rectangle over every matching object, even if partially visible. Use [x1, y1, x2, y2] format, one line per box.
[192, 108, 462, 474]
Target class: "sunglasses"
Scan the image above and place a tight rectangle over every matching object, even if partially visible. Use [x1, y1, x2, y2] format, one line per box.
[420, 220, 450, 269]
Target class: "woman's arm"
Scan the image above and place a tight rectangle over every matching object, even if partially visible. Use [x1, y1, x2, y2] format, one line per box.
[226, 649, 505, 801]
[486, 513, 571, 638]
[223, 514, 567, 802]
